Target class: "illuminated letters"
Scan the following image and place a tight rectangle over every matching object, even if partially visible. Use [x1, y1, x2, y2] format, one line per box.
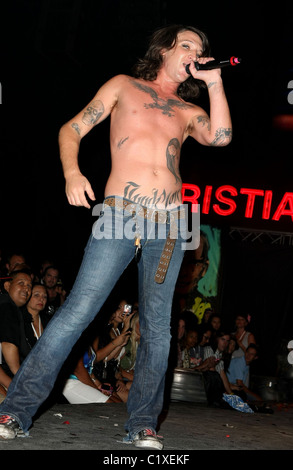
[181, 183, 293, 224]
[213, 185, 238, 216]
[272, 192, 293, 221]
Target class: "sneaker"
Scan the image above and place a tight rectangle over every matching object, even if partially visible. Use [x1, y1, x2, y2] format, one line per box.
[0, 415, 22, 439]
[133, 428, 163, 450]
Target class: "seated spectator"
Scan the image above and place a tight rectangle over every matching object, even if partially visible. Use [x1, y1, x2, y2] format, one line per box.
[0, 270, 32, 379]
[41, 265, 66, 316]
[180, 325, 212, 370]
[197, 330, 237, 406]
[180, 328, 199, 369]
[62, 344, 122, 404]
[227, 343, 262, 402]
[193, 325, 213, 365]
[21, 283, 51, 349]
[92, 299, 133, 402]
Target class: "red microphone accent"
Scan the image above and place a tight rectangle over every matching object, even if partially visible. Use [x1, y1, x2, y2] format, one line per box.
[230, 56, 240, 66]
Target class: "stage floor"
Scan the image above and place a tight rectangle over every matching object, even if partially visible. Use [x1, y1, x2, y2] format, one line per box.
[0, 400, 292, 455]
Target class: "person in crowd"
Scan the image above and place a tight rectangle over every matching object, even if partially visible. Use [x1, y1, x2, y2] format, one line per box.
[38, 258, 56, 279]
[92, 299, 133, 402]
[0, 24, 232, 449]
[5, 253, 26, 275]
[62, 343, 123, 404]
[21, 283, 51, 349]
[207, 313, 221, 333]
[0, 270, 32, 379]
[41, 265, 66, 316]
[201, 307, 214, 325]
[197, 330, 237, 406]
[231, 313, 256, 359]
[193, 324, 212, 365]
[227, 343, 262, 402]
[180, 328, 199, 369]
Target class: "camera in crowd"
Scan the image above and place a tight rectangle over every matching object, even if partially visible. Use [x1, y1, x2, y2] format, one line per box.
[123, 304, 132, 316]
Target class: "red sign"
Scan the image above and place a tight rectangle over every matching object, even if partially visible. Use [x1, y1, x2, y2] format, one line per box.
[182, 183, 293, 222]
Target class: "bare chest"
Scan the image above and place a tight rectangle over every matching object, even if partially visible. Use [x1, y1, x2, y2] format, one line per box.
[112, 80, 194, 137]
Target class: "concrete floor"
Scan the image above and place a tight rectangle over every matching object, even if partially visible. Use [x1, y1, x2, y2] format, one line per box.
[0, 400, 292, 461]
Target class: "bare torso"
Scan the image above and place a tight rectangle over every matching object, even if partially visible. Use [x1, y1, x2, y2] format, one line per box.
[105, 76, 197, 209]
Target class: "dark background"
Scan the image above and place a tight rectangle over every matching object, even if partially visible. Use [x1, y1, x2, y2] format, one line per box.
[0, 0, 293, 375]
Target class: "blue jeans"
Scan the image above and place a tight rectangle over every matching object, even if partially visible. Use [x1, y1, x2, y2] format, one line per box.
[0, 197, 186, 438]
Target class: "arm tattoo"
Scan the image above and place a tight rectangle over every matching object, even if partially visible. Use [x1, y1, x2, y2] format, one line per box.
[130, 80, 193, 117]
[207, 81, 217, 89]
[82, 99, 104, 125]
[117, 136, 129, 149]
[197, 115, 211, 131]
[166, 138, 181, 184]
[211, 127, 232, 146]
[71, 122, 81, 135]
[124, 181, 182, 209]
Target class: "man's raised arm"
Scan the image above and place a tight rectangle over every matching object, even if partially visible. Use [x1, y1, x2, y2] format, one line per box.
[186, 59, 232, 147]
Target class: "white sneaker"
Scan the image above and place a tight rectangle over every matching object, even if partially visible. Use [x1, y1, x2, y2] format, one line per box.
[0, 415, 22, 439]
[133, 428, 163, 450]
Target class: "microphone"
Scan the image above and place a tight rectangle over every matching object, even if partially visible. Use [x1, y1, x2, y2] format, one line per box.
[186, 56, 241, 74]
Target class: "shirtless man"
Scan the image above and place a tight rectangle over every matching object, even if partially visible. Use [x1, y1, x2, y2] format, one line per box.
[0, 25, 231, 449]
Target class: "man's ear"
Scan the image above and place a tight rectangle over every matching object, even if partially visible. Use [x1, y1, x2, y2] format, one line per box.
[3, 281, 11, 293]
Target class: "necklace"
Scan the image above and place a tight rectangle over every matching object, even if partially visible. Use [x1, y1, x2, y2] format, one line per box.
[31, 316, 42, 340]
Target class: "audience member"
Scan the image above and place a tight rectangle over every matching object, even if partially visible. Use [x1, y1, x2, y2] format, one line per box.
[38, 258, 56, 279]
[197, 330, 237, 406]
[0, 270, 32, 379]
[41, 265, 66, 316]
[180, 328, 199, 369]
[227, 343, 262, 402]
[231, 313, 256, 359]
[193, 325, 212, 365]
[62, 344, 122, 404]
[5, 253, 26, 275]
[207, 313, 222, 349]
[21, 283, 51, 349]
[201, 308, 214, 325]
[92, 299, 133, 402]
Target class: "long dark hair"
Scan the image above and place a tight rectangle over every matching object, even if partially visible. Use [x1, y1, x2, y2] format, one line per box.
[132, 24, 211, 101]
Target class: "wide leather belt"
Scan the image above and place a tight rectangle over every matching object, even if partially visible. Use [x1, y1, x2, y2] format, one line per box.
[104, 196, 185, 223]
[104, 197, 184, 284]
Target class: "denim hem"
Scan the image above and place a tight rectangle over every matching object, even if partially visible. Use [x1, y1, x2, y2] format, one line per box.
[126, 426, 156, 441]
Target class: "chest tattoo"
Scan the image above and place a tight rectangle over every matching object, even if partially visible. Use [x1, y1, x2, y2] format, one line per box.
[130, 80, 192, 117]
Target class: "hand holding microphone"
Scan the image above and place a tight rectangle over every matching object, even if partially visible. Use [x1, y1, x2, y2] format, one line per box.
[186, 56, 241, 75]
